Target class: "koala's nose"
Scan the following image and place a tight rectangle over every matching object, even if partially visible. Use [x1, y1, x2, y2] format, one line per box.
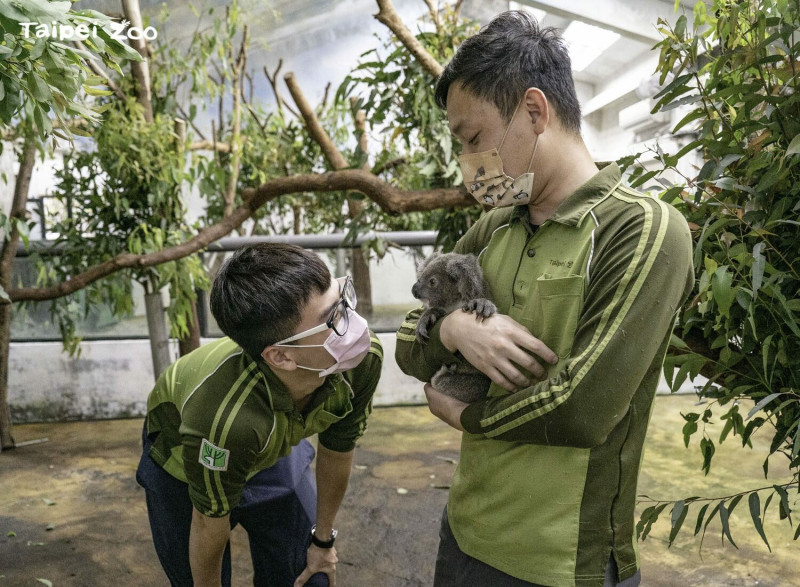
[411, 282, 420, 299]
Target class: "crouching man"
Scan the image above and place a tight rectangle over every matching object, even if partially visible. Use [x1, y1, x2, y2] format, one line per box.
[136, 243, 383, 587]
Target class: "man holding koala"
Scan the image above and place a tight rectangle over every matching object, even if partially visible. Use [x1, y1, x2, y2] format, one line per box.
[396, 11, 694, 587]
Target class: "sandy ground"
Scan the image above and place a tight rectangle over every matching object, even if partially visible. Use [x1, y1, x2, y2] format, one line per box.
[1, 395, 798, 586]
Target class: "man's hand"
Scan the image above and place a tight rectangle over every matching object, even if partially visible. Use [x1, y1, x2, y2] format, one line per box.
[439, 311, 557, 392]
[425, 383, 467, 431]
[294, 544, 338, 587]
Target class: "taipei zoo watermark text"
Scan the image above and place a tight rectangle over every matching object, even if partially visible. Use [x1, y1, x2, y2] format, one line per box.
[21, 20, 158, 42]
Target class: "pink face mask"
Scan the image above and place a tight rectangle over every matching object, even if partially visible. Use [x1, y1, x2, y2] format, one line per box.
[273, 307, 371, 378]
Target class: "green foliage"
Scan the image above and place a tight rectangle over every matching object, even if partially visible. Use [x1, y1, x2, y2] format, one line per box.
[15, 1, 482, 353]
[35, 97, 205, 349]
[621, 0, 800, 548]
[336, 4, 482, 252]
[0, 0, 140, 140]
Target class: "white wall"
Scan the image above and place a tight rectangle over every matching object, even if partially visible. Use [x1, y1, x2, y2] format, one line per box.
[7, 334, 426, 422]
[8, 334, 698, 423]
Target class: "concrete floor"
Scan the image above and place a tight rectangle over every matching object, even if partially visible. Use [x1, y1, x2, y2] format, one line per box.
[1, 395, 798, 586]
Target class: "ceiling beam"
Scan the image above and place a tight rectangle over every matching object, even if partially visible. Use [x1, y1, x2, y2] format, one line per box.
[581, 55, 659, 115]
[515, 0, 694, 44]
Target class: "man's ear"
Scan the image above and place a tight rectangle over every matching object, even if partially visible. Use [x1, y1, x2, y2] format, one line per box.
[523, 87, 549, 133]
[261, 345, 298, 371]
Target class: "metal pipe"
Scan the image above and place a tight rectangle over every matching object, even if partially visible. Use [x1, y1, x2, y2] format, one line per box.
[15, 231, 439, 257]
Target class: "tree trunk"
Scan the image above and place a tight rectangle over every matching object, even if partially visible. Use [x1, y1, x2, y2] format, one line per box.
[144, 289, 171, 380]
[0, 301, 14, 450]
[121, 0, 153, 123]
[174, 118, 201, 356]
[350, 244, 373, 317]
[0, 139, 37, 450]
[178, 297, 202, 357]
[346, 198, 373, 317]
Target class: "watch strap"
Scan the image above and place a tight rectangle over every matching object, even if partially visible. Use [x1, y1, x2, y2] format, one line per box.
[310, 525, 337, 548]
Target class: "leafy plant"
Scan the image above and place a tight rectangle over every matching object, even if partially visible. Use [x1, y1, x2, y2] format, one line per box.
[0, 0, 140, 140]
[621, 0, 800, 549]
[336, 3, 481, 253]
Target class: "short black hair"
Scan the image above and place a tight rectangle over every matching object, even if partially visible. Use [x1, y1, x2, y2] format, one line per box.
[210, 243, 331, 360]
[434, 10, 582, 135]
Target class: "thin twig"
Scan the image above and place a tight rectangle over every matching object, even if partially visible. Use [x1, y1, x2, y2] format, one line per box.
[175, 102, 207, 141]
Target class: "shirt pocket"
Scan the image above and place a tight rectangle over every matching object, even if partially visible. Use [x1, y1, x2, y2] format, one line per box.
[307, 398, 353, 435]
[535, 274, 585, 359]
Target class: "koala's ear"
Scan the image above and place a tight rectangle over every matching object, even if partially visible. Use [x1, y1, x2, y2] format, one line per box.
[416, 252, 441, 277]
[446, 254, 484, 300]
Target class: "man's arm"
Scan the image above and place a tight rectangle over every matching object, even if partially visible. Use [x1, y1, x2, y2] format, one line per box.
[452, 201, 694, 446]
[189, 508, 231, 587]
[396, 208, 548, 387]
[293, 445, 354, 587]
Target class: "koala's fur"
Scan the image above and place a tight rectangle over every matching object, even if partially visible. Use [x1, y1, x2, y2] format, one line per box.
[411, 252, 496, 403]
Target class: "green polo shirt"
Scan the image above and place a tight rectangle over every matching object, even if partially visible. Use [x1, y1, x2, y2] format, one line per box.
[396, 163, 694, 586]
[145, 334, 383, 518]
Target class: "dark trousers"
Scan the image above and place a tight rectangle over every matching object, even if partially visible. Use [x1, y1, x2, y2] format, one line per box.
[136, 429, 327, 587]
[434, 507, 642, 587]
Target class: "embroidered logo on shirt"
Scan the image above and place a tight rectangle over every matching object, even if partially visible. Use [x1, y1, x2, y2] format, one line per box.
[549, 259, 574, 269]
[199, 438, 229, 471]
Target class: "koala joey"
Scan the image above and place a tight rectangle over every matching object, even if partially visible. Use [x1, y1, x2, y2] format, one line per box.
[411, 252, 496, 403]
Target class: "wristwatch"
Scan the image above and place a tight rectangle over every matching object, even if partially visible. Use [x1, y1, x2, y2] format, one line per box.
[310, 525, 337, 548]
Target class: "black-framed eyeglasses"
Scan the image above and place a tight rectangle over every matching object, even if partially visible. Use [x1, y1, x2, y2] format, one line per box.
[275, 276, 357, 344]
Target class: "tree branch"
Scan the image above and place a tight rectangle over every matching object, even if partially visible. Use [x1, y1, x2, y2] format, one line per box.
[424, 0, 441, 32]
[285, 72, 349, 170]
[265, 61, 299, 119]
[188, 140, 231, 153]
[74, 40, 126, 102]
[679, 328, 721, 381]
[1, 138, 37, 449]
[175, 102, 207, 141]
[223, 25, 249, 218]
[5, 170, 472, 303]
[1, 139, 37, 293]
[348, 100, 369, 219]
[121, 0, 154, 122]
[374, 0, 443, 78]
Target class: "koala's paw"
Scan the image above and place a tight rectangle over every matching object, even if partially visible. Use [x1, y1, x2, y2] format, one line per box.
[415, 310, 440, 344]
[463, 298, 497, 320]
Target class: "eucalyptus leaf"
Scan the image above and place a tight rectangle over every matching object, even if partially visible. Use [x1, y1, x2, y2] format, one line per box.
[748, 492, 771, 551]
[786, 134, 800, 157]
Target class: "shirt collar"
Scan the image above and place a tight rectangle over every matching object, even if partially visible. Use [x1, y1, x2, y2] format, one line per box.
[254, 356, 343, 412]
[509, 162, 621, 229]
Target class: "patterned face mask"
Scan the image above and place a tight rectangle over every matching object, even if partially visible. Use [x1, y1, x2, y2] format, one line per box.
[457, 99, 539, 208]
